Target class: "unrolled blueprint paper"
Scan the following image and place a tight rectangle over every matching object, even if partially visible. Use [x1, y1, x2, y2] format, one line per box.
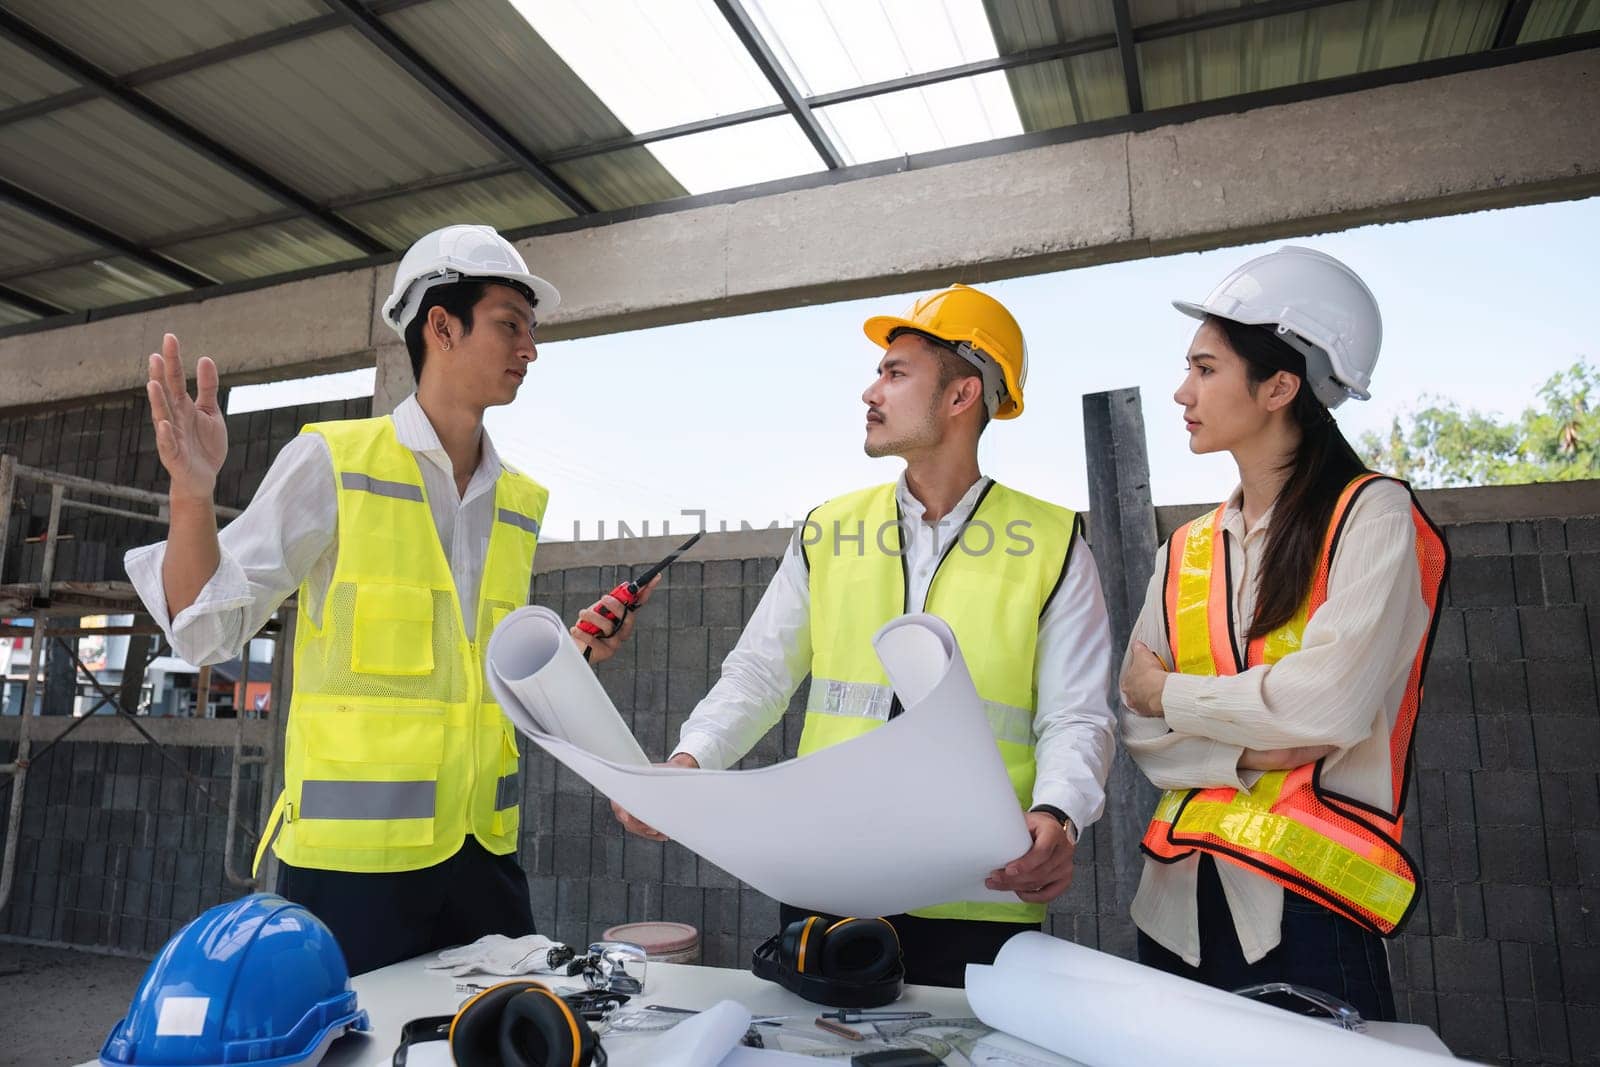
[620, 1000, 749, 1067]
[486, 607, 1032, 917]
[964, 932, 1455, 1067]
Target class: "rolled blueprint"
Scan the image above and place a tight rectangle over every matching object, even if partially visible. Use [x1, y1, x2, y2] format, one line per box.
[965, 932, 1455, 1066]
[486, 608, 1032, 917]
[486, 607, 649, 766]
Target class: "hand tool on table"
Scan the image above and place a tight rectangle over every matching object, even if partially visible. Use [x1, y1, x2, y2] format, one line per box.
[576, 531, 702, 660]
[817, 1009, 934, 1023]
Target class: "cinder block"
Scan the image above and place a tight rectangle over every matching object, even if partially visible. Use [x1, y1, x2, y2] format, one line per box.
[1537, 1002, 1574, 1064]
[1449, 555, 1515, 607]
[1577, 830, 1600, 888]
[1510, 522, 1540, 555]
[1533, 717, 1600, 772]
[553, 792, 592, 837]
[1505, 999, 1542, 1063]
[1541, 554, 1575, 604]
[1572, 773, 1600, 828]
[1541, 774, 1574, 829]
[667, 627, 709, 671]
[1479, 826, 1550, 882]
[1563, 947, 1600, 1007]
[627, 881, 662, 922]
[588, 878, 627, 930]
[553, 835, 591, 877]
[698, 859, 738, 891]
[1548, 828, 1581, 886]
[1521, 605, 1590, 660]
[1473, 770, 1544, 826]
[702, 587, 743, 628]
[662, 884, 704, 932]
[1571, 552, 1600, 603]
[1463, 607, 1522, 661]
[1470, 661, 1529, 716]
[663, 842, 697, 887]
[1413, 715, 1478, 771]
[1568, 517, 1600, 552]
[1448, 827, 1479, 882]
[1421, 660, 1472, 717]
[1476, 715, 1537, 772]
[1421, 825, 1452, 880]
[556, 876, 590, 934]
[1430, 609, 1467, 660]
[1455, 882, 1486, 939]
[589, 834, 623, 880]
[1446, 522, 1510, 557]
[622, 836, 663, 882]
[1432, 937, 1504, 997]
[738, 891, 779, 940]
[1484, 884, 1557, 944]
[1500, 941, 1534, 1000]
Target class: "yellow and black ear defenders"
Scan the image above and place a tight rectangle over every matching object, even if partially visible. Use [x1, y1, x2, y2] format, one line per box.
[753, 916, 904, 1008]
[448, 980, 605, 1067]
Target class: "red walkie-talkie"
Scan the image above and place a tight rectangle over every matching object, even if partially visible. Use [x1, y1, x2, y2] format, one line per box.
[576, 531, 702, 660]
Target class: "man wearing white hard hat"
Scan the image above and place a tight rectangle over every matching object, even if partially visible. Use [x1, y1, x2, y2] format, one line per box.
[126, 225, 643, 972]
[1118, 247, 1448, 1021]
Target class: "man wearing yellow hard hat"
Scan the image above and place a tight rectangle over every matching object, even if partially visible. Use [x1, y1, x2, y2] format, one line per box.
[613, 284, 1118, 986]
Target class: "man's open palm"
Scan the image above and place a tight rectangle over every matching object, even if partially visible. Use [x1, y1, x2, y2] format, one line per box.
[147, 333, 227, 499]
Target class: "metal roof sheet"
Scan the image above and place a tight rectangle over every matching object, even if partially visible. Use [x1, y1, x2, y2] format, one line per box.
[138, 27, 502, 204]
[1, 0, 326, 78]
[0, 100, 283, 242]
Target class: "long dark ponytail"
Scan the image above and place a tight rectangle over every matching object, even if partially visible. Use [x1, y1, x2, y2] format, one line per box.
[1212, 316, 1370, 639]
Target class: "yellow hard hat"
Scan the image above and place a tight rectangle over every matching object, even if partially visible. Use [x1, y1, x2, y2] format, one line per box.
[863, 283, 1027, 419]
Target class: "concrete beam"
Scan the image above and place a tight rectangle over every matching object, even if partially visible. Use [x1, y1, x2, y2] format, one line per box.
[2, 49, 1596, 409]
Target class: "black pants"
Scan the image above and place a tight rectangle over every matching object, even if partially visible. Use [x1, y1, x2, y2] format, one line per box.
[1136, 856, 1397, 1022]
[276, 838, 535, 975]
[779, 903, 1037, 989]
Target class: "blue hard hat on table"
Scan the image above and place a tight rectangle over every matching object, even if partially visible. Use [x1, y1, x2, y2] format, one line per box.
[100, 892, 369, 1067]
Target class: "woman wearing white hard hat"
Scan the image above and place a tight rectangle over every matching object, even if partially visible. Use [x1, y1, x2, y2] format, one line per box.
[1118, 247, 1449, 1022]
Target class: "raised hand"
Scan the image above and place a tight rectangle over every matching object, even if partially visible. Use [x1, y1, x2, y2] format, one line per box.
[147, 333, 227, 499]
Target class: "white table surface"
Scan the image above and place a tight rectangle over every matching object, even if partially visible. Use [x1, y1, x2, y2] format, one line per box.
[313, 955, 1454, 1066]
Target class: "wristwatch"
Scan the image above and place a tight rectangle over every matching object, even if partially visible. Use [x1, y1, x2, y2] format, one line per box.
[1030, 804, 1079, 843]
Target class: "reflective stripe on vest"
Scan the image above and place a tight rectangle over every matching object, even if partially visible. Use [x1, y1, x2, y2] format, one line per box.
[253, 415, 548, 876]
[805, 678, 1035, 747]
[1140, 474, 1448, 936]
[802, 480, 1078, 924]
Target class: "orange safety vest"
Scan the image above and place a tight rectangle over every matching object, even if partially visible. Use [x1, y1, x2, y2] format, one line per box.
[1140, 473, 1448, 935]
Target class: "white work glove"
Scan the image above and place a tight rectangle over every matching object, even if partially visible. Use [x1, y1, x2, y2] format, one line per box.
[425, 934, 567, 977]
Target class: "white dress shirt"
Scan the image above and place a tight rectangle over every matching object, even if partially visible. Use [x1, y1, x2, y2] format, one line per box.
[1123, 477, 1428, 965]
[672, 474, 1119, 833]
[125, 394, 510, 664]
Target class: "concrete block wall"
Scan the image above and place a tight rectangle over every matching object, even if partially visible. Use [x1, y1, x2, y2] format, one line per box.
[1379, 516, 1600, 1065]
[0, 393, 370, 585]
[0, 737, 265, 954]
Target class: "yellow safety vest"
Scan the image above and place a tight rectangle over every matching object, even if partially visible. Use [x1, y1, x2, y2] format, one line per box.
[1141, 474, 1448, 935]
[253, 415, 548, 875]
[801, 481, 1078, 923]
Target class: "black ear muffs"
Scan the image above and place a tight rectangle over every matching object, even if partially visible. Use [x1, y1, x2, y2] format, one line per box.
[449, 980, 604, 1067]
[818, 918, 899, 984]
[753, 916, 904, 1008]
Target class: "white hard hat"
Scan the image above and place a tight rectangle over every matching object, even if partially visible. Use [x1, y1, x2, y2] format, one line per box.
[381, 224, 560, 338]
[1173, 245, 1381, 409]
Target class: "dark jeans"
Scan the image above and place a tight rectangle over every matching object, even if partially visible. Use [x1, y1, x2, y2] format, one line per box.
[778, 903, 1037, 989]
[277, 838, 535, 975]
[1136, 855, 1396, 1022]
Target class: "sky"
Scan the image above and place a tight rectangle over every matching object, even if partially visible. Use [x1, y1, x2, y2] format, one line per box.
[230, 195, 1600, 541]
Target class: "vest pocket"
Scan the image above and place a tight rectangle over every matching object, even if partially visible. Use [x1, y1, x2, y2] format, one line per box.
[295, 707, 445, 849]
[351, 583, 436, 676]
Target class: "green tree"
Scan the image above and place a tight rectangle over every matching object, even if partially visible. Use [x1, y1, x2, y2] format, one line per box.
[1360, 360, 1600, 488]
